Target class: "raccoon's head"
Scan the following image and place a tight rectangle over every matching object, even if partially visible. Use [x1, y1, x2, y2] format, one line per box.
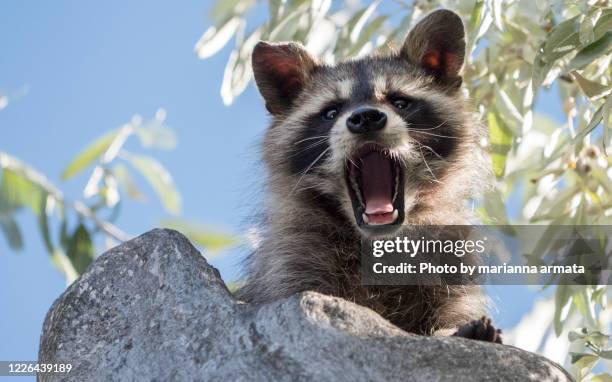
[253, 10, 483, 236]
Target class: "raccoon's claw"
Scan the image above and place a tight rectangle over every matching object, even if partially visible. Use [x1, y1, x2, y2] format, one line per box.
[452, 316, 503, 344]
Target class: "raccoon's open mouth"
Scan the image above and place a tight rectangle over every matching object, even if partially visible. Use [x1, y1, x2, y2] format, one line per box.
[345, 144, 405, 232]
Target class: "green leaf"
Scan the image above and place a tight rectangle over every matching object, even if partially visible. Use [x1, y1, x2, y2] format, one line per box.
[348, 1, 380, 45]
[554, 284, 571, 336]
[593, 9, 612, 40]
[590, 373, 612, 382]
[59, 211, 70, 251]
[494, 86, 523, 133]
[569, 328, 587, 342]
[579, 8, 601, 46]
[603, 94, 612, 155]
[467, 0, 488, 53]
[569, 352, 599, 371]
[0, 214, 23, 250]
[530, 185, 578, 222]
[532, 52, 555, 90]
[591, 168, 612, 194]
[113, 163, 146, 201]
[124, 153, 181, 214]
[599, 349, 612, 360]
[587, 331, 610, 349]
[592, 286, 607, 308]
[62, 130, 120, 180]
[267, 0, 283, 23]
[567, 31, 612, 71]
[0, 169, 22, 214]
[37, 194, 55, 254]
[573, 289, 596, 325]
[49, 247, 78, 283]
[490, 0, 504, 31]
[571, 194, 587, 225]
[572, 71, 611, 99]
[160, 219, 238, 253]
[533, 15, 581, 88]
[573, 103, 603, 145]
[487, 111, 513, 178]
[347, 15, 387, 56]
[194, 17, 242, 60]
[482, 190, 509, 224]
[0, 168, 45, 215]
[335, 3, 379, 57]
[209, 0, 245, 23]
[67, 224, 94, 275]
[268, 6, 303, 41]
[543, 15, 581, 60]
[220, 25, 262, 105]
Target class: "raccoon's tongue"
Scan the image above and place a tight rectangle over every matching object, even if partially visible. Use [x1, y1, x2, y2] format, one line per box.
[361, 152, 394, 216]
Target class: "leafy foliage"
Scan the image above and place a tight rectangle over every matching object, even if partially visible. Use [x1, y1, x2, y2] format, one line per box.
[197, 0, 611, 378]
[161, 219, 240, 252]
[0, 110, 236, 282]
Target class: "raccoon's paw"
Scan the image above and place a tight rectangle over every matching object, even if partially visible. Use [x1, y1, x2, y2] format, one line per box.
[452, 316, 503, 344]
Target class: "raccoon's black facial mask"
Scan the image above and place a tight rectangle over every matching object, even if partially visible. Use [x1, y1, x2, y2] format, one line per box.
[346, 144, 405, 233]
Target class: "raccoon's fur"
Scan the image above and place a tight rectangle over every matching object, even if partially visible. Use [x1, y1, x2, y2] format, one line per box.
[238, 9, 493, 336]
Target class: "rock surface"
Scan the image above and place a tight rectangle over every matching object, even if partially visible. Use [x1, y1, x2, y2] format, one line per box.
[39, 229, 572, 382]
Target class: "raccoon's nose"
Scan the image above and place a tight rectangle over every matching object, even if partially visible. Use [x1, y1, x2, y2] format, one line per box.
[346, 108, 387, 134]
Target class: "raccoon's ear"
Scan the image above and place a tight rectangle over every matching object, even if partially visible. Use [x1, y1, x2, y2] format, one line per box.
[401, 9, 466, 83]
[252, 41, 317, 115]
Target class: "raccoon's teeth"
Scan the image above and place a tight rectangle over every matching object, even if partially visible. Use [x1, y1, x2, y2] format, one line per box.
[351, 169, 365, 208]
[392, 163, 400, 203]
[362, 209, 399, 226]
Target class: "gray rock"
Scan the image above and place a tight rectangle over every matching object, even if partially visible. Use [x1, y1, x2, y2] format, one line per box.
[39, 228, 573, 382]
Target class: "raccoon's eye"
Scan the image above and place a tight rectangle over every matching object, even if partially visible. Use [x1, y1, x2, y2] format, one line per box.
[391, 97, 411, 110]
[322, 106, 339, 121]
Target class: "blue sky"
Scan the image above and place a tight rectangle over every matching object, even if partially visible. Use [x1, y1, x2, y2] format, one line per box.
[0, 1, 563, 372]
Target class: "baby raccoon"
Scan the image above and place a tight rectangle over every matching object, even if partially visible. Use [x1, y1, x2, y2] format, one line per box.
[239, 9, 501, 343]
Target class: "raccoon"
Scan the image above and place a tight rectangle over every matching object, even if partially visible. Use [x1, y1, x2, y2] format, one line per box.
[239, 9, 501, 342]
